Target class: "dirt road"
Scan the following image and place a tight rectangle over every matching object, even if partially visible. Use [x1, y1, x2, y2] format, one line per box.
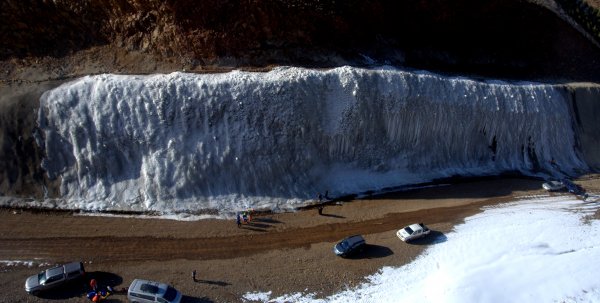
[1, 177, 594, 303]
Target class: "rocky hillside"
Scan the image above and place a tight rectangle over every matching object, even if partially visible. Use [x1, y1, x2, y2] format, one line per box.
[1, 0, 600, 81]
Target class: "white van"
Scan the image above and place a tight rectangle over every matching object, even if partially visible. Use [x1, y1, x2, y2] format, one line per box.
[127, 279, 182, 303]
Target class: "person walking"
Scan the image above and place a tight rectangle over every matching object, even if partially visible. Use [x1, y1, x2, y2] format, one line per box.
[236, 214, 241, 228]
[318, 205, 324, 215]
[192, 270, 197, 282]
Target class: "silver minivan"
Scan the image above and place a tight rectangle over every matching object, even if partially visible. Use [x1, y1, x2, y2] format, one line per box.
[127, 279, 182, 303]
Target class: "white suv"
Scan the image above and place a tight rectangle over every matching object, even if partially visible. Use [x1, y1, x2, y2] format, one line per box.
[397, 223, 431, 242]
[127, 279, 182, 303]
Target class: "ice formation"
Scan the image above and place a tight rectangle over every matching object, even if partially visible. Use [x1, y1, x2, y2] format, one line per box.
[37, 66, 587, 213]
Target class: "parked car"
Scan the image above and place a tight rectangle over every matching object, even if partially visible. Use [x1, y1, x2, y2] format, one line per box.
[25, 261, 85, 294]
[397, 223, 431, 242]
[542, 180, 566, 192]
[127, 279, 182, 303]
[561, 179, 586, 195]
[333, 235, 366, 257]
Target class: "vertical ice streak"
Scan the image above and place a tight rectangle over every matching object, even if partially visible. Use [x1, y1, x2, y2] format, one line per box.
[37, 67, 588, 213]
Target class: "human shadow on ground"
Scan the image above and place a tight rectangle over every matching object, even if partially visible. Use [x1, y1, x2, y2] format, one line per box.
[181, 295, 214, 303]
[238, 216, 283, 231]
[406, 231, 447, 245]
[240, 225, 268, 232]
[245, 222, 271, 228]
[346, 244, 394, 259]
[320, 213, 345, 219]
[252, 217, 282, 224]
[196, 279, 231, 286]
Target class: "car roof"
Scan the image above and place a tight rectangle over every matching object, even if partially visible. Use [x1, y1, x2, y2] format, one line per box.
[343, 235, 365, 243]
[408, 224, 423, 231]
[63, 262, 83, 273]
[47, 266, 63, 277]
[130, 279, 168, 295]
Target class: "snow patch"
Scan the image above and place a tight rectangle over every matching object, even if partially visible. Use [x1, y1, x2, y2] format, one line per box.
[246, 196, 600, 302]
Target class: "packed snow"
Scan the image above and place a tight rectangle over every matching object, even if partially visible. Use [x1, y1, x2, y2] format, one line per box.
[243, 195, 600, 302]
[36, 66, 588, 214]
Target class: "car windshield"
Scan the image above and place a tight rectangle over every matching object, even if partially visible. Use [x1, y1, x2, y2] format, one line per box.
[404, 226, 414, 234]
[140, 284, 159, 294]
[38, 271, 47, 284]
[338, 241, 349, 250]
[163, 286, 178, 301]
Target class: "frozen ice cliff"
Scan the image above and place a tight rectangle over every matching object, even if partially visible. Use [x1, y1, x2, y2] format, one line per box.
[37, 66, 588, 213]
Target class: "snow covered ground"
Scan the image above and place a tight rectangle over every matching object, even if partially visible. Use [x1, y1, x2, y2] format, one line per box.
[244, 195, 600, 302]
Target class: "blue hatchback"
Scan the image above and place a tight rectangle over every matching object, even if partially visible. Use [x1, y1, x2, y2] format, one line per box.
[333, 235, 366, 257]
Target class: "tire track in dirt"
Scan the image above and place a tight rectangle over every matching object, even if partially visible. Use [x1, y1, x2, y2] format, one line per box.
[0, 202, 492, 262]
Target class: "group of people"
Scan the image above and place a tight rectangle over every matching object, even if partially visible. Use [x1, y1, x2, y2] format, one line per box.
[236, 209, 254, 227]
[233, 190, 333, 225]
[86, 279, 113, 302]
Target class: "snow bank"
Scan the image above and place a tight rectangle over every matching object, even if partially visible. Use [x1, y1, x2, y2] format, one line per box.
[246, 196, 600, 302]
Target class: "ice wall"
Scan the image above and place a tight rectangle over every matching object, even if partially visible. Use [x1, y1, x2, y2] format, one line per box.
[37, 66, 588, 213]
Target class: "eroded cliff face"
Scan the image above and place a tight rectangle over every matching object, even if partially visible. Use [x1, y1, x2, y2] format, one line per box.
[1, 0, 600, 81]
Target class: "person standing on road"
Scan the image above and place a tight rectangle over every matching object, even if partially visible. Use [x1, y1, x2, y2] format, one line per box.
[192, 269, 197, 282]
[90, 278, 98, 291]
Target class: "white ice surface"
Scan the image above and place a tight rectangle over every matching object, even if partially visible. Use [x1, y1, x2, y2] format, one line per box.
[33, 66, 589, 214]
[244, 196, 600, 302]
